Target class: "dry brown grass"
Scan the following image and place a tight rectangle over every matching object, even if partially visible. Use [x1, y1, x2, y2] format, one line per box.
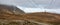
[25, 12, 60, 25]
[0, 12, 60, 25]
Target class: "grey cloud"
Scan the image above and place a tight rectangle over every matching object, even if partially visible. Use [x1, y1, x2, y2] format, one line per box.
[0, 0, 60, 8]
[0, 0, 14, 5]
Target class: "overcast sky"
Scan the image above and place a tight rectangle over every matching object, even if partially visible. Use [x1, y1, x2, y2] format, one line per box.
[0, 0, 60, 8]
[0, 0, 60, 13]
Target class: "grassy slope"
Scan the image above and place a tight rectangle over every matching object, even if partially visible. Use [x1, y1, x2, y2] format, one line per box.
[0, 11, 60, 25]
[25, 12, 60, 24]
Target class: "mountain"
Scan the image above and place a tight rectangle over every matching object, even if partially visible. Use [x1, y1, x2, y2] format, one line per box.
[0, 4, 60, 25]
[0, 4, 25, 14]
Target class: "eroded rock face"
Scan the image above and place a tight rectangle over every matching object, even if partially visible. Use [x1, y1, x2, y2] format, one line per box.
[0, 4, 25, 14]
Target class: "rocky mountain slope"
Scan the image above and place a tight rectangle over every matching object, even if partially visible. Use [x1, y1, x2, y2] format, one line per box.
[0, 4, 25, 14]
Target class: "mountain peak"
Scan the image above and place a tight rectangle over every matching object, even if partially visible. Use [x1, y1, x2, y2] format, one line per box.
[0, 4, 25, 14]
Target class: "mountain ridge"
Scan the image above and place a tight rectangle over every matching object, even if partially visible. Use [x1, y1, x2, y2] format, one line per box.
[0, 4, 25, 14]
